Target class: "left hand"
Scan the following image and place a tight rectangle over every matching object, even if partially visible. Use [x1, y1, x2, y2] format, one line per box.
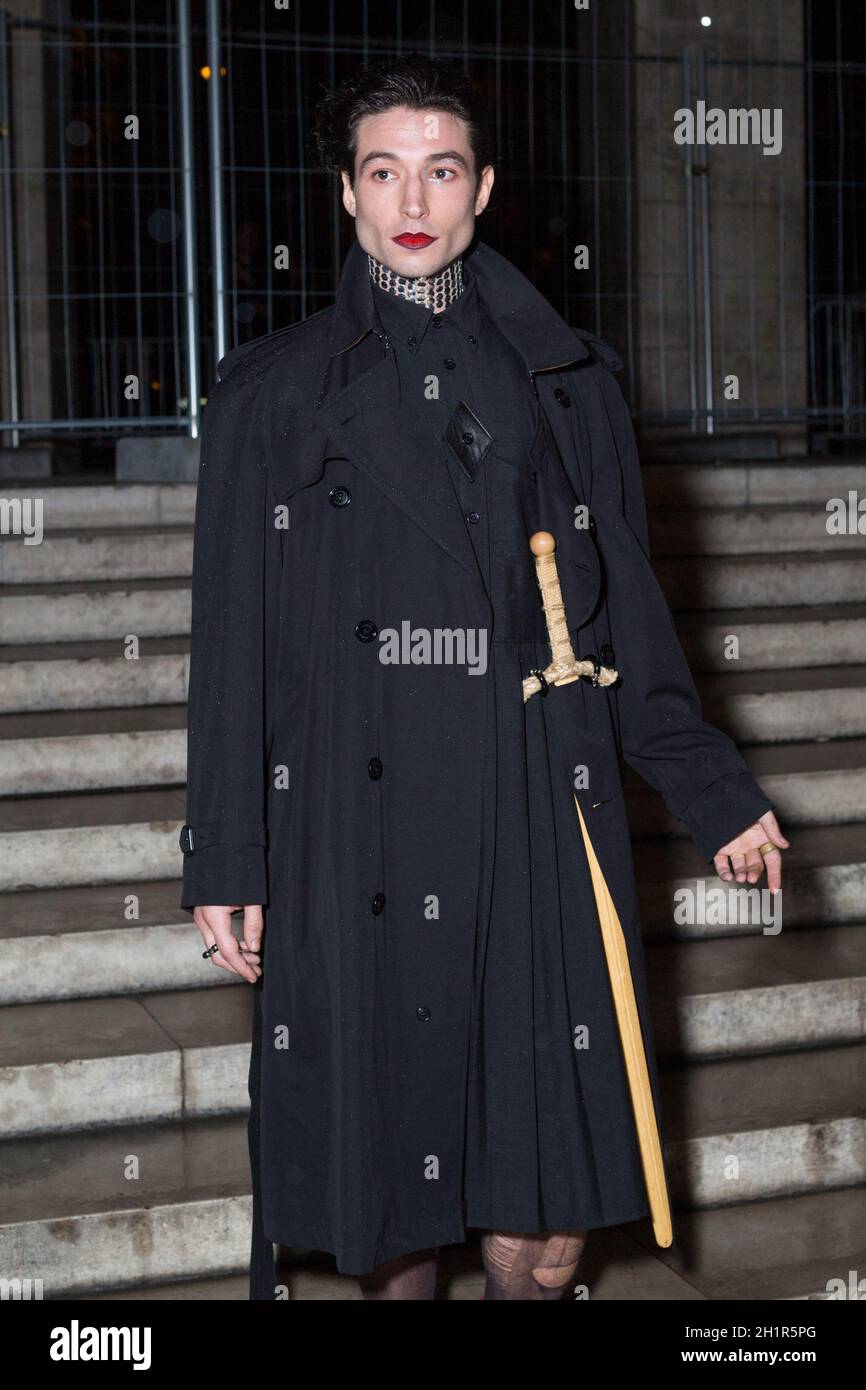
[714, 810, 789, 894]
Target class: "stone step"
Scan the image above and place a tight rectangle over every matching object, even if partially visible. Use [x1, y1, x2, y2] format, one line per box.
[677, 602, 866, 672]
[646, 924, 866, 1060]
[0, 577, 190, 644]
[641, 460, 866, 508]
[0, 638, 189, 714]
[0, 705, 188, 794]
[660, 1043, 866, 1210]
[0, 787, 187, 893]
[655, 552, 866, 610]
[0, 482, 195, 530]
[84, 1188, 866, 1301]
[634, 822, 866, 935]
[624, 1187, 866, 1302]
[1, 1043, 862, 1296]
[0, 880, 225, 1005]
[650, 504, 866, 555]
[0, 1114, 253, 1297]
[2, 926, 864, 1136]
[0, 986, 251, 1138]
[625, 737, 866, 837]
[698, 664, 866, 741]
[0, 527, 193, 585]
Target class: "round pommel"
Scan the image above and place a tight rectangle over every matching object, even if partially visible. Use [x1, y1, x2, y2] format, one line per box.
[529, 531, 556, 557]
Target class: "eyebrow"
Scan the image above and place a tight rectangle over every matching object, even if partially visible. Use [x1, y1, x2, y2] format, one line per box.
[357, 149, 470, 173]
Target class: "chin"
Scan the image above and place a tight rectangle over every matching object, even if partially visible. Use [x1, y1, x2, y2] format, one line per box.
[383, 244, 445, 277]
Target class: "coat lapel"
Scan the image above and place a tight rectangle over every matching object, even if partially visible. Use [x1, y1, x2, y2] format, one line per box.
[314, 351, 486, 584]
[306, 235, 601, 592]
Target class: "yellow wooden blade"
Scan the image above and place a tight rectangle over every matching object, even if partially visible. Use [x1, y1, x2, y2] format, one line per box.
[574, 793, 673, 1248]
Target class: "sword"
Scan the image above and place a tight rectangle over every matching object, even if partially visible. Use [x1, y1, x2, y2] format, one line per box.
[526, 528, 674, 1249]
[522, 531, 618, 702]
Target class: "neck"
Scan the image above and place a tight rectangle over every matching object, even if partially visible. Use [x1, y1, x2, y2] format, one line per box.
[367, 249, 465, 311]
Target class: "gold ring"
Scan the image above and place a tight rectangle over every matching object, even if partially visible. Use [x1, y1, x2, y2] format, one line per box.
[757, 842, 776, 857]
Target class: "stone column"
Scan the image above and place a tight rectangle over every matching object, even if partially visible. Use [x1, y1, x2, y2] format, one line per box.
[632, 0, 807, 455]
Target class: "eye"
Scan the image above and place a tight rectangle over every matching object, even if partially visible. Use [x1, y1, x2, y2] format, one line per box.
[430, 167, 457, 181]
[371, 168, 395, 181]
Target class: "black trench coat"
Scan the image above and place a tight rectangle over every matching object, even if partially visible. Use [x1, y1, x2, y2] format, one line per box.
[179, 236, 774, 1297]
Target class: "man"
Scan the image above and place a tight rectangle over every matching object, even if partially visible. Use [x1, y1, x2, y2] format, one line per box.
[179, 54, 788, 1300]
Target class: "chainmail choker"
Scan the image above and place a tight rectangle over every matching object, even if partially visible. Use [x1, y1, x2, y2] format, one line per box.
[367, 250, 464, 311]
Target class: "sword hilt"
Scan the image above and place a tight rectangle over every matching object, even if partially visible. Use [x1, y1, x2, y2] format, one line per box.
[523, 530, 619, 703]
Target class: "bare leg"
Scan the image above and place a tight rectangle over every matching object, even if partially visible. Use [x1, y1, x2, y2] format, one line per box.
[481, 1229, 587, 1301]
[358, 1246, 440, 1300]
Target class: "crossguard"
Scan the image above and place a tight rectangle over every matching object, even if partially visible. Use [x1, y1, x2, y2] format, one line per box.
[523, 531, 619, 703]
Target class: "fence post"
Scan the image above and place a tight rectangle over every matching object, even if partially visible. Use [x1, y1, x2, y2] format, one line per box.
[682, 47, 698, 434]
[696, 47, 715, 435]
[0, 7, 20, 448]
[177, 0, 200, 440]
[205, 0, 227, 375]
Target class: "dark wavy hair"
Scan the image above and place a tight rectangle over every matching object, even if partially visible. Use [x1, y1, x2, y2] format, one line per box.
[310, 53, 496, 188]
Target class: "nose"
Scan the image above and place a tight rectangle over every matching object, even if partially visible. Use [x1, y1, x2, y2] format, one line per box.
[401, 172, 429, 222]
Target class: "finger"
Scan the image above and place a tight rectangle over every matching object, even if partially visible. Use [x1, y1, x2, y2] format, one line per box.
[196, 908, 257, 982]
[759, 810, 790, 849]
[760, 845, 783, 894]
[730, 851, 748, 883]
[242, 904, 265, 954]
[715, 853, 735, 882]
[216, 928, 259, 982]
[743, 848, 765, 883]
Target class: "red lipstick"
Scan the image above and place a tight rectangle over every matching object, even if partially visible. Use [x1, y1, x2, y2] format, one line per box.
[392, 233, 438, 249]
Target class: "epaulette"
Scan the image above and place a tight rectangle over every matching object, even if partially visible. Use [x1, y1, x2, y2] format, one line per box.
[575, 329, 624, 373]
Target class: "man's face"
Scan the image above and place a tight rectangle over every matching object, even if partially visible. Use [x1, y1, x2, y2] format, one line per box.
[341, 105, 494, 278]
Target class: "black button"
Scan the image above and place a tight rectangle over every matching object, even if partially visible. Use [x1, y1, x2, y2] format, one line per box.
[554, 387, 571, 408]
[444, 358, 456, 370]
[368, 756, 383, 779]
[461, 431, 473, 444]
[416, 1006, 431, 1021]
[355, 619, 378, 642]
[600, 643, 615, 667]
[530, 471, 538, 485]
[329, 485, 351, 508]
[468, 335, 477, 344]
[407, 335, 417, 349]
[432, 318, 443, 329]
[179, 824, 193, 854]
[588, 515, 597, 537]
[466, 510, 480, 524]
[371, 893, 386, 915]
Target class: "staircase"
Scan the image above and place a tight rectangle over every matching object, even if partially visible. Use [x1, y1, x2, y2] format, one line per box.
[0, 463, 864, 1301]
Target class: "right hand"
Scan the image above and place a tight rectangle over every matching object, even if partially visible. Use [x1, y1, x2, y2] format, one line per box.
[193, 904, 264, 983]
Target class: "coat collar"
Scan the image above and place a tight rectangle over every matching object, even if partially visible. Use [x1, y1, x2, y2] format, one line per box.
[304, 234, 598, 601]
[327, 233, 591, 378]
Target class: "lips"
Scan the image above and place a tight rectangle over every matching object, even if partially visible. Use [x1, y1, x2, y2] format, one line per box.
[392, 233, 438, 248]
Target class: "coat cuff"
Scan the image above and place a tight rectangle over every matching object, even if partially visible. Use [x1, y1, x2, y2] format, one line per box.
[179, 843, 268, 915]
[678, 770, 776, 862]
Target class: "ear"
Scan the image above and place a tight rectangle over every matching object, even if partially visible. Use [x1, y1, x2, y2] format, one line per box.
[474, 164, 495, 216]
[340, 170, 357, 219]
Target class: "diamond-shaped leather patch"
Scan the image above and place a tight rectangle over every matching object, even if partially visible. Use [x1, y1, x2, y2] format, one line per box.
[444, 400, 493, 482]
